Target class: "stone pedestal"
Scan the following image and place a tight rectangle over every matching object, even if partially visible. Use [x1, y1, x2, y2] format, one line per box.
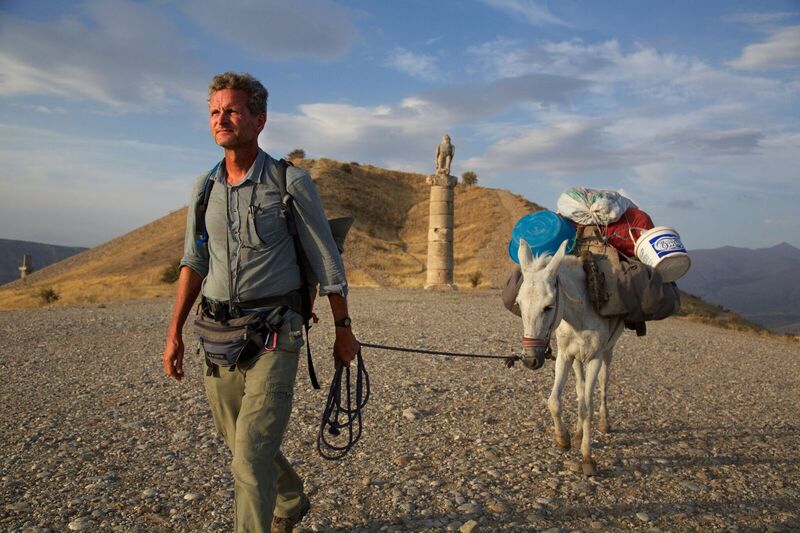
[425, 174, 457, 290]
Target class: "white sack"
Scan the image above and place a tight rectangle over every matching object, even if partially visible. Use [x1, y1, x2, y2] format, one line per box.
[557, 187, 633, 226]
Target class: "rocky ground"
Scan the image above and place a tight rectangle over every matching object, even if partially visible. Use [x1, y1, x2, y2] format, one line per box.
[1, 288, 799, 532]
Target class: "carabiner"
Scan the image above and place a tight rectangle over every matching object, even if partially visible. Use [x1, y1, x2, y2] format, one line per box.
[264, 331, 278, 351]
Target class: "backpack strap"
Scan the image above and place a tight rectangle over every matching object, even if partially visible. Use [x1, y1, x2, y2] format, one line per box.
[276, 158, 321, 390]
[194, 160, 223, 247]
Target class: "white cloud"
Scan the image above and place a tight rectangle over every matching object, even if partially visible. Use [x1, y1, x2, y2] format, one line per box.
[0, 1, 206, 110]
[174, 0, 357, 61]
[470, 37, 788, 106]
[0, 0, 358, 111]
[724, 12, 796, 25]
[729, 26, 800, 69]
[479, 0, 571, 27]
[262, 101, 445, 172]
[463, 118, 631, 174]
[387, 48, 442, 81]
[0, 123, 211, 246]
[418, 73, 590, 121]
[259, 71, 591, 170]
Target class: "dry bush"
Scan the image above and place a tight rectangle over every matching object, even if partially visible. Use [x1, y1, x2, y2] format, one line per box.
[469, 270, 483, 288]
[160, 259, 182, 283]
[462, 171, 478, 187]
[286, 148, 306, 160]
[38, 287, 59, 304]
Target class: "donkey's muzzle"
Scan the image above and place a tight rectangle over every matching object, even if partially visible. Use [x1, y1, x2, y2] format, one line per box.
[522, 346, 546, 370]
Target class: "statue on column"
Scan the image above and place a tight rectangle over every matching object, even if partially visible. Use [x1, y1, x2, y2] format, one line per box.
[428, 133, 457, 187]
[435, 133, 455, 176]
[425, 134, 457, 289]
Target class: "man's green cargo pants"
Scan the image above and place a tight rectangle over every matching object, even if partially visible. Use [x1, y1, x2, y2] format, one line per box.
[203, 315, 306, 533]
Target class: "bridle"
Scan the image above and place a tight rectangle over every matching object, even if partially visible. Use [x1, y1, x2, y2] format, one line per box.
[520, 276, 562, 370]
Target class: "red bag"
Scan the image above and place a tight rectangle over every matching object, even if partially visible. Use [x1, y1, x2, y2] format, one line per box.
[603, 206, 654, 257]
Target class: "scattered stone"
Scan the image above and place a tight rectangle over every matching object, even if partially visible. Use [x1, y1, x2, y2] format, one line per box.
[460, 519, 479, 533]
[487, 500, 509, 513]
[402, 408, 422, 420]
[67, 517, 94, 531]
[679, 481, 708, 493]
[393, 454, 412, 467]
[172, 431, 191, 441]
[636, 511, 652, 522]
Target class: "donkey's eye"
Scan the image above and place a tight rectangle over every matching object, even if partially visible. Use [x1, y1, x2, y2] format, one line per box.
[543, 305, 554, 312]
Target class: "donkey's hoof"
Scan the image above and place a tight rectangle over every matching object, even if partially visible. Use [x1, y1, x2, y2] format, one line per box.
[571, 432, 583, 448]
[555, 434, 571, 451]
[582, 459, 598, 477]
[599, 420, 611, 434]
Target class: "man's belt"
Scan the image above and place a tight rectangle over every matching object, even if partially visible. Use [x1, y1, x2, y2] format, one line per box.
[202, 290, 304, 321]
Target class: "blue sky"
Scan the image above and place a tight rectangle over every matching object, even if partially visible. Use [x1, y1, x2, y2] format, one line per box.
[0, 0, 798, 250]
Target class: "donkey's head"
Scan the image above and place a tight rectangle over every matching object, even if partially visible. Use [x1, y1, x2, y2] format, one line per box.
[515, 239, 569, 369]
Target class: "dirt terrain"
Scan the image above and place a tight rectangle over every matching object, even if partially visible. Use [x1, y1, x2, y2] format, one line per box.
[1, 288, 799, 532]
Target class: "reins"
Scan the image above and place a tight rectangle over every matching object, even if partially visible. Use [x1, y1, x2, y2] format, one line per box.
[316, 341, 527, 460]
[359, 342, 523, 365]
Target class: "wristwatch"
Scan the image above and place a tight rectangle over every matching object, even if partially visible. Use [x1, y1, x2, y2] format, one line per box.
[334, 317, 352, 328]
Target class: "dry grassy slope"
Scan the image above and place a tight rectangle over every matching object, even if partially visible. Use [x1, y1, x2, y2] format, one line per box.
[0, 159, 543, 310]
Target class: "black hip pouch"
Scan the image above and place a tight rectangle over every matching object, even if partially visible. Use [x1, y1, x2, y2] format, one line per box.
[194, 310, 267, 368]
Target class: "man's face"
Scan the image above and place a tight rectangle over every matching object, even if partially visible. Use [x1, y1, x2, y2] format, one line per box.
[208, 88, 266, 149]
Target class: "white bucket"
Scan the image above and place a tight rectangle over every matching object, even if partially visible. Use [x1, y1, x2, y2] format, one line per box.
[634, 226, 691, 282]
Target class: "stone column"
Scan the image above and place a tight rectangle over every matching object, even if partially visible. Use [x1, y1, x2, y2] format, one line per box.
[19, 254, 33, 280]
[425, 174, 457, 290]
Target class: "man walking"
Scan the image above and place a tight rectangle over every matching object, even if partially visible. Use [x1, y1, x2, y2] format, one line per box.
[162, 72, 359, 532]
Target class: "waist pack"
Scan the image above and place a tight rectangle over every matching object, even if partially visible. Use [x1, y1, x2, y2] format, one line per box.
[194, 305, 289, 370]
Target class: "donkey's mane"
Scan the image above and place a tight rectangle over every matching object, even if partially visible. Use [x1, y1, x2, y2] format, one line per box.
[526, 252, 581, 273]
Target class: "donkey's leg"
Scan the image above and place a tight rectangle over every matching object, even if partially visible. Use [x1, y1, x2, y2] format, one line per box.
[598, 352, 611, 434]
[548, 352, 573, 451]
[571, 358, 586, 448]
[580, 357, 603, 476]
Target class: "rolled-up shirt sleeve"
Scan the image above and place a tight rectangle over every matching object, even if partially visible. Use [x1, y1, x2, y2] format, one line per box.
[288, 168, 348, 297]
[179, 175, 210, 279]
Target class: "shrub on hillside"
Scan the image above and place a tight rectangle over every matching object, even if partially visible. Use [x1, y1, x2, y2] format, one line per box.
[469, 270, 483, 288]
[286, 148, 306, 160]
[38, 287, 59, 304]
[161, 259, 182, 284]
[462, 171, 478, 187]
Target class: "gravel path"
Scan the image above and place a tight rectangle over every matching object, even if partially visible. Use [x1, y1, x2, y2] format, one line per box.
[1, 288, 799, 532]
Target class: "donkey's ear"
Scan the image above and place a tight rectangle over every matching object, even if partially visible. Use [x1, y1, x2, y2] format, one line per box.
[518, 239, 534, 270]
[545, 239, 570, 277]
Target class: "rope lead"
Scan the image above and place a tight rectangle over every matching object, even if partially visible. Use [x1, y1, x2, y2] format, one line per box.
[316, 349, 370, 460]
[315, 342, 526, 460]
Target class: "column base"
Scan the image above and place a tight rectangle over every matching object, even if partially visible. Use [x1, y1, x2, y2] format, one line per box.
[424, 283, 459, 291]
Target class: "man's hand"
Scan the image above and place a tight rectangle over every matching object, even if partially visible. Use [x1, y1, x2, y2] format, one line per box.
[162, 266, 202, 382]
[163, 335, 185, 380]
[333, 328, 359, 367]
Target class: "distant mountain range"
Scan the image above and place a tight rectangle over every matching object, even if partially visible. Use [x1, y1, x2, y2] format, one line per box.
[0, 239, 87, 285]
[678, 242, 800, 334]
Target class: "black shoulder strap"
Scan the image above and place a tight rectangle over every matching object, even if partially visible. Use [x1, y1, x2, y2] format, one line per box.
[276, 158, 320, 390]
[194, 160, 222, 247]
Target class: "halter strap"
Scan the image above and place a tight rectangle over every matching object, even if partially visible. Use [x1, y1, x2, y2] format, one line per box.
[522, 276, 562, 347]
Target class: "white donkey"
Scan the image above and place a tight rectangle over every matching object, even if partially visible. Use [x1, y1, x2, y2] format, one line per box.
[516, 239, 624, 476]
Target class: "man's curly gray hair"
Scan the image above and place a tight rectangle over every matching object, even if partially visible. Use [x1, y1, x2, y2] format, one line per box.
[208, 72, 268, 116]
